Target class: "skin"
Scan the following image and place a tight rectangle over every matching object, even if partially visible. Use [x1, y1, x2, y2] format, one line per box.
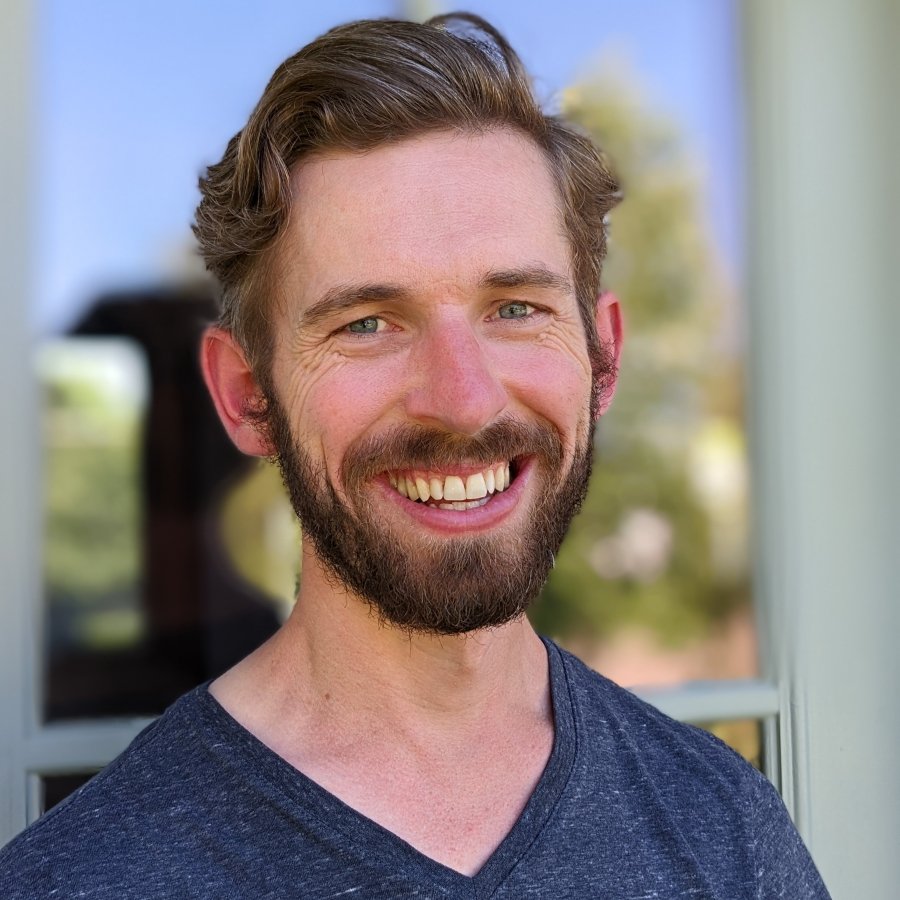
[201, 129, 622, 875]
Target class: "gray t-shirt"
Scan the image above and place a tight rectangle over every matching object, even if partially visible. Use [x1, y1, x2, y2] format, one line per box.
[0, 640, 830, 898]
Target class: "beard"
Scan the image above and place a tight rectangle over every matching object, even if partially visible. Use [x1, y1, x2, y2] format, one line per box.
[261, 340, 614, 636]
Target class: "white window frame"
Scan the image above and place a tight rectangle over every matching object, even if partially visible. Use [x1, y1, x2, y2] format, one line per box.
[2, 1, 897, 896]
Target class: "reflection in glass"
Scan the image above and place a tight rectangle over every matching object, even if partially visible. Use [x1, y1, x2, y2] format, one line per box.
[37, 4, 752, 720]
[40, 337, 146, 716]
[530, 70, 755, 688]
[41, 288, 291, 722]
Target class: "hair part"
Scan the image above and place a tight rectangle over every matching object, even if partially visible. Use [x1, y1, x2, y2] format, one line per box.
[193, 12, 620, 379]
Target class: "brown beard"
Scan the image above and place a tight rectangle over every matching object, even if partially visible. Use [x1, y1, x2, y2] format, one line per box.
[262, 340, 615, 635]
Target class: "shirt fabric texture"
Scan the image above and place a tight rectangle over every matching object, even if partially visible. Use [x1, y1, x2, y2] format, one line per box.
[0, 639, 830, 898]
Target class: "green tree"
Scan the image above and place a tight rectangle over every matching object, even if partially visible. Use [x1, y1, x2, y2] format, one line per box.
[530, 73, 749, 647]
[43, 359, 142, 648]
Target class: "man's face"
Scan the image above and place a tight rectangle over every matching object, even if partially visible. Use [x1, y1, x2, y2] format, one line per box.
[263, 129, 615, 634]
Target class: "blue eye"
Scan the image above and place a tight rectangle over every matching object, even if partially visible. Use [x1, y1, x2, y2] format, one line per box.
[498, 302, 532, 319]
[347, 316, 383, 334]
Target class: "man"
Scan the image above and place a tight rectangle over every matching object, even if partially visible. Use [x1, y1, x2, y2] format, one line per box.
[2, 13, 829, 898]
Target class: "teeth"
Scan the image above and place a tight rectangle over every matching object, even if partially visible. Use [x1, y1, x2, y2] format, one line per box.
[389, 463, 514, 504]
[439, 499, 490, 511]
[443, 475, 467, 502]
[465, 472, 487, 500]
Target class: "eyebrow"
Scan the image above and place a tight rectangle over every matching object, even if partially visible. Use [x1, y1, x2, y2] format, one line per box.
[479, 265, 575, 295]
[297, 283, 413, 330]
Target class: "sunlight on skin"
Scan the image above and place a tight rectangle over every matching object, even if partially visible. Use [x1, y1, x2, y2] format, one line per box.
[200, 131, 621, 873]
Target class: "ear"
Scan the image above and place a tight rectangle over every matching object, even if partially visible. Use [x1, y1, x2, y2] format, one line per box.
[200, 326, 273, 457]
[594, 291, 624, 419]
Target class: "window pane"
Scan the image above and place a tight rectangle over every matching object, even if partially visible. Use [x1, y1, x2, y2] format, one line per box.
[39, 293, 295, 722]
[36, 1, 753, 719]
[527, 5, 755, 687]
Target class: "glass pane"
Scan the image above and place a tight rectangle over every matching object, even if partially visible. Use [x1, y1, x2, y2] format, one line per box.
[527, 5, 755, 688]
[37, 1, 753, 722]
[41, 338, 144, 719]
[39, 293, 296, 722]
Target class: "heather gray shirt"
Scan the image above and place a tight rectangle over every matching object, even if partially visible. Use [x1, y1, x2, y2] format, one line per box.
[0, 640, 830, 898]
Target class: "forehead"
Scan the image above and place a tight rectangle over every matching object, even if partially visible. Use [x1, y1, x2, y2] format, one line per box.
[276, 129, 571, 305]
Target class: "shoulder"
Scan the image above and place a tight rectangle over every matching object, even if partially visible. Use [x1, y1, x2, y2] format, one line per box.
[554, 641, 757, 788]
[0, 688, 211, 898]
[549, 642, 831, 897]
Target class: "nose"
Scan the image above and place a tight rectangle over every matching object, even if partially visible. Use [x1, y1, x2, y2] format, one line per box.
[403, 320, 509, 436]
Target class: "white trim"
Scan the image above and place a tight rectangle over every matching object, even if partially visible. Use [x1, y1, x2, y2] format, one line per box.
[636, 679, 778, 725]
[0, 0, 37, 848]
[22, 722, 153, 827]
[22, 721, 154, 775]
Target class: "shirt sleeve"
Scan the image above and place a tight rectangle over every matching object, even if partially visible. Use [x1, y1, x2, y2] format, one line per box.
[749, 767, 832, 899]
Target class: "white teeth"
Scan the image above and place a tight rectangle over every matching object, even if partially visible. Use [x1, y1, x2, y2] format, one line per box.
[443, 475, 467, 501]
[439, 499, 489, 511]
[390, 464, 513, 503]
[465, 472, 487, 500]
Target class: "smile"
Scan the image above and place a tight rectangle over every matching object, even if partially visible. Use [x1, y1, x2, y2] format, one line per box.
[387, 462, 513, 510]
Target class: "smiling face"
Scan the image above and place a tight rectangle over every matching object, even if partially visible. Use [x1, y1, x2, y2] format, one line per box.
[254, 129, 618, 633]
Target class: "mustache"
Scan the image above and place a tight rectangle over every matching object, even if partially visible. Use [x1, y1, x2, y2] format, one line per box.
[341, 417, 564, 489]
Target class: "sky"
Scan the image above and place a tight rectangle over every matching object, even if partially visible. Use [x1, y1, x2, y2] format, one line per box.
[35, 0, 743, 333]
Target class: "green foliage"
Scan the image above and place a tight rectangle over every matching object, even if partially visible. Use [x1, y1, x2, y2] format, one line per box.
[530, 75, 749, 647]
[43, 372, 141, 606]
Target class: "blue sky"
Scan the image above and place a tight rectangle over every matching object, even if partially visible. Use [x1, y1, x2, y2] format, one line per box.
[35, 0, 742, 332]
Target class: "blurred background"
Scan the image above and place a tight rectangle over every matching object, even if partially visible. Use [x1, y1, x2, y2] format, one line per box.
[4, 2, 898, 894]
[36, 0, 753, 720]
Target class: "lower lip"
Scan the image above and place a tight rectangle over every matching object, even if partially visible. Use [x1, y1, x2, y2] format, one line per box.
[375, 458, 535, 535]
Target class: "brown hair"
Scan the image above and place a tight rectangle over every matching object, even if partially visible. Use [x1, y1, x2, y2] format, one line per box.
[193, 12, 620, 376]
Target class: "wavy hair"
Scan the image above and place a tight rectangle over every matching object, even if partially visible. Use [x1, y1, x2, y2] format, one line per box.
[193, 13, 620, 375]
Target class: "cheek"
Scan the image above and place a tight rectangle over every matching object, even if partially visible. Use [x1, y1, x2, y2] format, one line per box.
[502, 339, 593, 433]
[288, 353, 407, 465]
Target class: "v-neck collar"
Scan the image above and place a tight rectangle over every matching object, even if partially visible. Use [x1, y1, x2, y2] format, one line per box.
[191, 637, 578, 899]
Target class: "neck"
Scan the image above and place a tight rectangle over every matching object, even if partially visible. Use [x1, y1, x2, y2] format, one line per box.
[212, 549, 551, 746]
[210, 551, 556, 877]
